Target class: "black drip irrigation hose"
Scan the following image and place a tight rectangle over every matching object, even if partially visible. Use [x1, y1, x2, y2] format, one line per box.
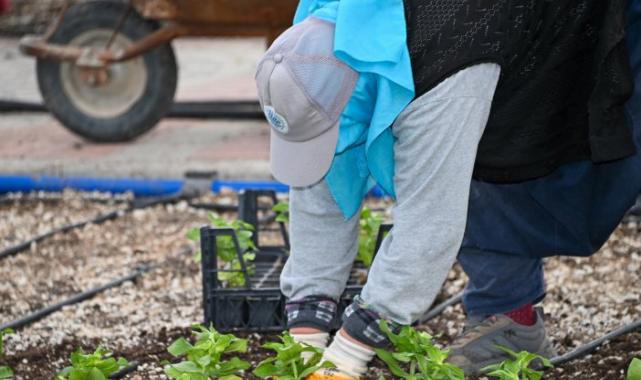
[110, 361, 140, 380]
[0, 100, 264, 120]
[0, 266, 152, 331]
[417, 292, 464, 324]
[550, 317, 641, 366]
[0, 194, 185, 261]
[0, 209, 123, 260]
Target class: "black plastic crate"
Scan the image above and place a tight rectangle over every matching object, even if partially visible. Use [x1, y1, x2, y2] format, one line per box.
[200, 189, 391, 332]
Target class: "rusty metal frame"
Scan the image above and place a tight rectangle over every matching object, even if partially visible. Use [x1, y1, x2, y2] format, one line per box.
[19, 0, 296, 68]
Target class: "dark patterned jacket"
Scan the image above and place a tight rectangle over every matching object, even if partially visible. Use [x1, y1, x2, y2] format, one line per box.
[405, 0, 634, 182]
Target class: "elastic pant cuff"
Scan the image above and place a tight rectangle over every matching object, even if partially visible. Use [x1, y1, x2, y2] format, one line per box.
[285, 295, 338, 332]
[342, 296, 401, 349]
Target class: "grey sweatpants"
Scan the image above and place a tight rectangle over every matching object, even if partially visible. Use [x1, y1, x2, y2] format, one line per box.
[281, 64, 501, 325]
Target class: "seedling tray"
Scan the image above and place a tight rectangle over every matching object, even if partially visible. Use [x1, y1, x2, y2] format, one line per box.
[200, 189, 390, 332]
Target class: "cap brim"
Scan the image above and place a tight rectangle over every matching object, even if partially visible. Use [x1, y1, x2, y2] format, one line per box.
[270, 121, 339, 187]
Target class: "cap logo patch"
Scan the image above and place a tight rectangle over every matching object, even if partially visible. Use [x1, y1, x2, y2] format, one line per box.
[265, 106, 289, 134]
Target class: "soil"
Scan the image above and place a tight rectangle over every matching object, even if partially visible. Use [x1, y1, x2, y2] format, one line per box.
[1, 191, 640, 379]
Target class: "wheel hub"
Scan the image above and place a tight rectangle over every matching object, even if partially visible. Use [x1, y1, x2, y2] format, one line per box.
[60, 29, 148, 119]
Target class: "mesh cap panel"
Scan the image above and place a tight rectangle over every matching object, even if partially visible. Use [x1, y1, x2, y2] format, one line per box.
[261, 17, 359, 124]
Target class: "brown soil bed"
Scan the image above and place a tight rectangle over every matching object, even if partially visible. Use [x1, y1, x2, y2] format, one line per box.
[1, 192, 640, 379]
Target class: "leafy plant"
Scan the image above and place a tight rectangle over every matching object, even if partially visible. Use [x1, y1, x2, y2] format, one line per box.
[628, 358, 641, 380]
[357, 207, 384, 268]
[482, 346, 552, 380]
[187, 213, 257, 287]
[56, 346, 128, 380]
[164, 324, 250, 380]
[0, 329, 13, 379]
[273, 201, 290, 223]
[253, 332, 334, 380]
[375, 321, 464, 380]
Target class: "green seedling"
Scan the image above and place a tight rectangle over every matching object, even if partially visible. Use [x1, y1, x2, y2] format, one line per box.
[375, 321, 464, 380]
[628, 358, 641, 380]
[187, 213, 257, 287]
[56, 346, 129, 380]
[482, 346, 552, 380]
[164, 324, 250, 380]
[253, 332, 335, 380]
[357, 207, 384, 268]
[273, 201, 290, 223]
[0, 328, 13, 379]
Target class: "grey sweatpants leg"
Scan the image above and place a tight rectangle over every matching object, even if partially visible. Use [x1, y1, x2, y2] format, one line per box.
[281, 63, 501, 326]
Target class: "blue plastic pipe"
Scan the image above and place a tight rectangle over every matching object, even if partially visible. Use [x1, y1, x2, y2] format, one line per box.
[0, 175, 389, 198]
[0, 175, 183, 197]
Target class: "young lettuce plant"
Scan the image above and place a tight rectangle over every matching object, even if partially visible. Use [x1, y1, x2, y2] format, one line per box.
[253, 332, 335, 380]
[164, 324, 250, 380]
[375, 321, 464, 380]
[628, 358, 641, 380]
[0, 328, 13, 379]
[56, 346, 129, 380]
[273, 201, 290, 223]
[187, 213, 257, 287]
[357, 207, 384, 268]
[481, 346, 552, 380]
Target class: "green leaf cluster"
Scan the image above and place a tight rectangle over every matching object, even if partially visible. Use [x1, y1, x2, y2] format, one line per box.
[0, 328, 13, 379]
[253, 333, 334, 380]
[482, 346, 552, 380]
[375, 321, 464, 380]
[187, 213, 257, 287]
[357, 207, 384, 268]
[628, 358, 641, 380]
[165, 324, 250, 380]
[56, 346, 128, 380]
[272, 202, 290, 223]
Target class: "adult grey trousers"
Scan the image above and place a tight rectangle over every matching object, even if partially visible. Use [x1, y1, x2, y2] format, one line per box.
[280, 63, 501, 325]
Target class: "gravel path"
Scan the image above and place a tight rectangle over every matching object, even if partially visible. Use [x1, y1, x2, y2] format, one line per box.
[1, 192, 640, 379]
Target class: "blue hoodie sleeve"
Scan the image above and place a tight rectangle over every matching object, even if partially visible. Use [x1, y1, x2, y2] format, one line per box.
[293, 0, 415, 218]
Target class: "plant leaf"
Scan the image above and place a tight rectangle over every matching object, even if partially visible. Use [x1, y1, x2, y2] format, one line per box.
[0, 367, 13, 379]
[168, 338, 193, 357]
[628, 358, 641, 380]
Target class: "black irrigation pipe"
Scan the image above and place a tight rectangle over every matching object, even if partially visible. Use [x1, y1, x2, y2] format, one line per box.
[0, 266, 152, 331]
[0, 194, 185, 261]
[0, 209, 124, 260]
[417, 292, 464, 324]
[0, 100, 264, 120]
[550, 317, 641, 366]
[110, 361, 141, 380]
